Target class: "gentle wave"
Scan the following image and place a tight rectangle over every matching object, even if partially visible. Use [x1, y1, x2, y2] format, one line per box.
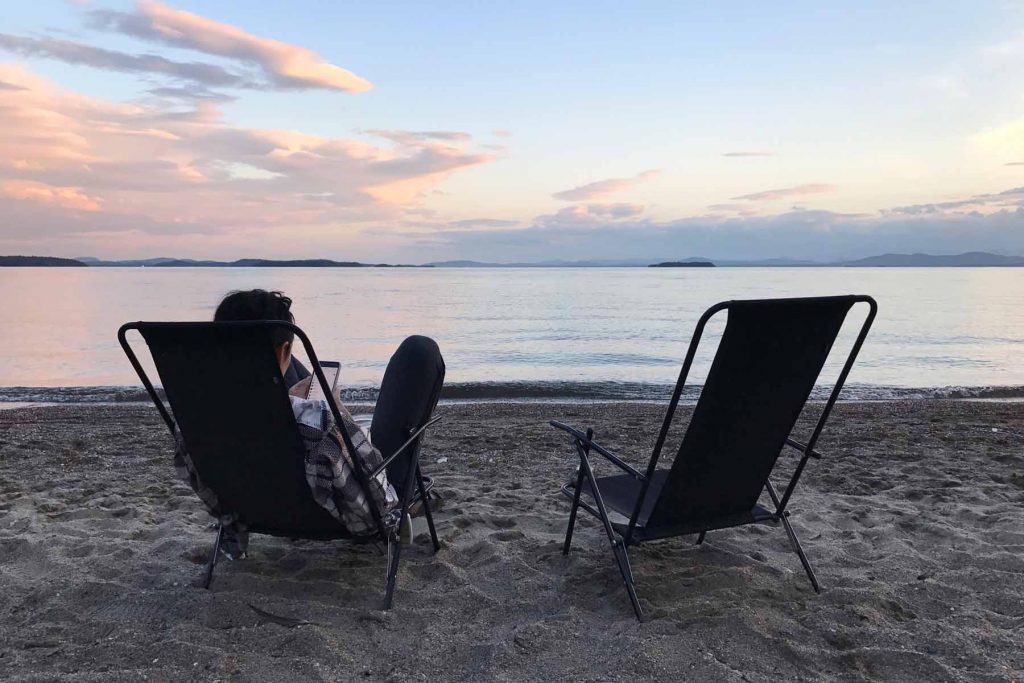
[1, 382, 1023, 406]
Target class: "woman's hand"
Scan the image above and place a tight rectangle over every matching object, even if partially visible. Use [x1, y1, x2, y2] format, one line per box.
[289, 375, 353, 419]
[288, 376, 312, 398]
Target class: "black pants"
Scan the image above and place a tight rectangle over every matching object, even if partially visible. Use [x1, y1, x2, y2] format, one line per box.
[289, 338, 445, 485]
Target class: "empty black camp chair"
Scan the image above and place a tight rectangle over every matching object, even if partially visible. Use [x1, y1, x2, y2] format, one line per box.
[118, 321, 444, 609]
[551, 295, 876, 620]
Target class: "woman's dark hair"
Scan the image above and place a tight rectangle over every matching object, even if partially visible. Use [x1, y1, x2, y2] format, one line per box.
[214, 289, 295, 345]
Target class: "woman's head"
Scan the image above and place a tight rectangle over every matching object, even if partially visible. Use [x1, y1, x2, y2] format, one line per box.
[214, 289, 295, 373]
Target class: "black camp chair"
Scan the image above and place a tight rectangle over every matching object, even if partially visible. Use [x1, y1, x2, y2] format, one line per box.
[118, 321, 444, 609]
[551, 295, 876, 620]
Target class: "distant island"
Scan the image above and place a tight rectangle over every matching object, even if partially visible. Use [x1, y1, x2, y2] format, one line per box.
[0, 256, 87, 267]
[649, 261, 715, 268]
[3, 251, 1023, 268]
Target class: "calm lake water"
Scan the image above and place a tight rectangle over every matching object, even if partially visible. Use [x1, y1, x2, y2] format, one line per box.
[1, 267, 1022, 402]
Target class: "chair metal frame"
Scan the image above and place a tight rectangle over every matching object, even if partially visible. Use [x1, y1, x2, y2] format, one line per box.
[118, 320, 442, 609]
[552, 295, 877, 620]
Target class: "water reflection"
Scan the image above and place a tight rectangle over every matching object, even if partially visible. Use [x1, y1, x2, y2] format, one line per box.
[0, 267, 1021, 390]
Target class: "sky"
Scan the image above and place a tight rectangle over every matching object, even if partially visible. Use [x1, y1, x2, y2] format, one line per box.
[1, 0, 1024, 263]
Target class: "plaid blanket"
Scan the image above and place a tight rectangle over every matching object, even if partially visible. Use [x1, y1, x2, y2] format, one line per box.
[173, 395, 399, 558]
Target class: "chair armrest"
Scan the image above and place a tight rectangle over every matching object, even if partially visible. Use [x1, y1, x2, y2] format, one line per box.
[785, 437, 822, 460]
[550, 421, 645, 480]
[371, 416, 443, 478]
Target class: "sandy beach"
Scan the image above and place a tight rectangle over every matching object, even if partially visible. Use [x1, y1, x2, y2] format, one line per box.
[1, 400, 1022, 681]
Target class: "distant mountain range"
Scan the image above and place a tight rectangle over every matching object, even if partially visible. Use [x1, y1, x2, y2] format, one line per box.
[2, 251, 1022, 268]
[424, 252, 1024, 267]
[73, 257, 427, 268]
[838, 252, 1024, 267]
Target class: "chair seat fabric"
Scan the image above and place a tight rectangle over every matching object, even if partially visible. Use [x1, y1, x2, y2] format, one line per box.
[564, 470, 774, 539]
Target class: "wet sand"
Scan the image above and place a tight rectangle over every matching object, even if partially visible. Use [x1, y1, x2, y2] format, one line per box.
[1, 401, 1022, 681]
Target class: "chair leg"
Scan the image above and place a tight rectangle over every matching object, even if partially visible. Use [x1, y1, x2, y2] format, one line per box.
[780, 513, 820, 593]
[563, 466, 586, 555]
[384, 534, 402, 609]
[203, 525, 223, 590]
[695, 531, 706, 545]
[384, 455, 420, 610]
[574, 451, 645, 621]
[416, 468, 440, 552]
[612, 541, 643, 621]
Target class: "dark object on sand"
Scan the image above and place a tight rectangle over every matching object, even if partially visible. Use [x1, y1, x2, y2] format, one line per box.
[118, 321, 444, 609]
[551, 295, 876, 620]
[248, 603, 316, 628]
[647, 261, 715, 268]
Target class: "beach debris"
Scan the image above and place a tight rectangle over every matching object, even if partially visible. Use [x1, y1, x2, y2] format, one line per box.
[21, 639, 60, 650]
[437, 457, 448, 464]
[248, 603, 315, 628]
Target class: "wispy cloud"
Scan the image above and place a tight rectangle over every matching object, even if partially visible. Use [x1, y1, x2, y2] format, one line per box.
[981, 32, 1024, 64]
[885, 187, 1024, 216]
[446, 218, 519, 230]
[535, 203, 645, 227]
[552, 169, 661, 201]
[583, 203, 644, 218]
[731, 183, 836, 202]
[146, 84, 237, 103]
[0, 33, 249, 87]
[707, 202, 759, 216]
[364, 130, 473, 147]
[88, 0, 372, 93]
[722, 151, 775, 157]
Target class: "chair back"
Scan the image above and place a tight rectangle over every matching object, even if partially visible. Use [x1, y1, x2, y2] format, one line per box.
[645, 296, 870, 530]
[124, 322, 344, 535]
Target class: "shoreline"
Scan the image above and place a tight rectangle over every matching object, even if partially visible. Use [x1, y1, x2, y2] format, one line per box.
[4, 396, 1024, 412]
[2, 381, 1024, 408]
[1, 400, 1022, 680]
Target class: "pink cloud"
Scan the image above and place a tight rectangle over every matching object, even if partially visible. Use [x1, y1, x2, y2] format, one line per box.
[1, 180, 102, 211]
[89, 1, 372, 93]
[731, 183, 837, 202]
[552, 169, 661, 201]
[0, 64, 493, 254]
